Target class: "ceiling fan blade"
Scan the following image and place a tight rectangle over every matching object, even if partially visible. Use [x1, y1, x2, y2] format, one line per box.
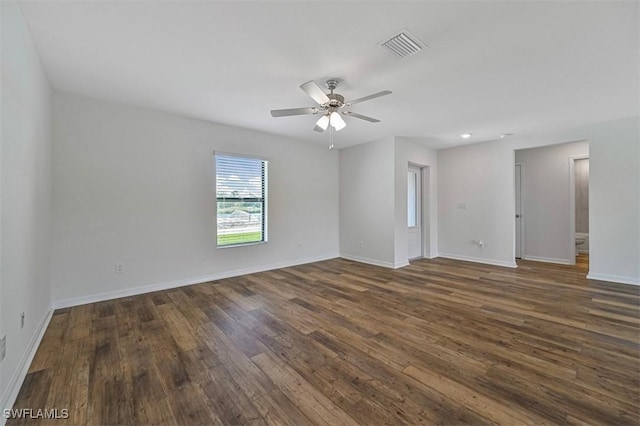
[300, 81, 330, 105]
[346, 90, 392, 106]
[343, 111, 381, 123]
[270, 107, 318, 117]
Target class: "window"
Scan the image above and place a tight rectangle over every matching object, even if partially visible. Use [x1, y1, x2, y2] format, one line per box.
[215, 153, 268, 247]
[408, 169, 418, 227]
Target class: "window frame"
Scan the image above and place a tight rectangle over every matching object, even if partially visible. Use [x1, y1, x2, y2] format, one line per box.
[214, 152, 268, 248]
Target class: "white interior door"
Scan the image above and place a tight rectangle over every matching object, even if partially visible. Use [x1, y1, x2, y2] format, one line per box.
[515, 163, 523, 259]
[408, 166, 422, 259]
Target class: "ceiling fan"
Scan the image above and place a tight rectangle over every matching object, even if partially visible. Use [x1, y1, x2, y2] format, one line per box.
[270, 79, 392, 132]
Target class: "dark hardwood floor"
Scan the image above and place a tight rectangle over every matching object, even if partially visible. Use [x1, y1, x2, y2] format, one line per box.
[9, 255, 640, 425]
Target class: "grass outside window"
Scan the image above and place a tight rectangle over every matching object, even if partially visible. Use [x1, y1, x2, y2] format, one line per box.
[217, 231, 263, 246]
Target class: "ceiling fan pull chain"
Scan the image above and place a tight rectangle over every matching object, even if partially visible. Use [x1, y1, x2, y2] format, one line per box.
[329, 124, 335, 150]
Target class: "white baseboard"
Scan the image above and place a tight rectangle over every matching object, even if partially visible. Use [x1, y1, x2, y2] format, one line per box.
[522, 255, 572, 265]
[53, 254, 338, 309]
[410, 252, 439, 261]
[587, 272, 640, 286]
[437, 253, 518, 268]
[0, 308, 53, 423]
[340, 254, 399, 269]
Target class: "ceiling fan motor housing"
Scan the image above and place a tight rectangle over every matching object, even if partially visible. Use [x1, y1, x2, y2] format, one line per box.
[324, 79, 345, 108]
[326, 93, 345, 108]
[325, 79, 339, 91]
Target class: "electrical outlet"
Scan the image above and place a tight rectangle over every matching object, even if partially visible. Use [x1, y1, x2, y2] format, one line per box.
[115, 263, 124, 274]
[1, 336, 6, 361]
[359, 241, 364, 248]
[20, 312, 25, 329]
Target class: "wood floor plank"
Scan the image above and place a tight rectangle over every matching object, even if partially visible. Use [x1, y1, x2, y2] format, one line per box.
[403, 364, 552, 425]
[251, 351, 359, 426]
[251, 388, 312, 426]
[44, 336, 89, 424]
[85, 314, 134, 425]
[8, 254, 639, 425]
[200, 365, 265, 425]
[196, 321, 275, 399]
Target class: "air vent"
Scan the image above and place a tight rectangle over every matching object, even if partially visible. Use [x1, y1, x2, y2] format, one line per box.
[380, 30, 424, 58]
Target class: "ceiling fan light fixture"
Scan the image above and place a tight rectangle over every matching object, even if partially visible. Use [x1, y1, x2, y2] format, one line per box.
[330, 111, 346, 131]
[316, 114, 330, 131]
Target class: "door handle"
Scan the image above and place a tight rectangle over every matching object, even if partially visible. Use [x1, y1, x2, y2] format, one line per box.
[516, 214, 521, 218]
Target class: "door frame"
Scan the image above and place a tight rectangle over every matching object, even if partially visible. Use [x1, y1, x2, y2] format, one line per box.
[421, 165, 431, 258]
[408, 165, 423, 260]
[515, 162, 525, 260]
[569, 154, 589, 265]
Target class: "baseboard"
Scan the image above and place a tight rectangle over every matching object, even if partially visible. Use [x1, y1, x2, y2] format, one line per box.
[522, 255, 572, 265]
[587, 272, 640, 286]
[437, 253, 518, 268]
[340, 254, 398, 269]
[53, 254, 338, 309]
[0, 308, 53, 422]
[410, 252, 438, 261]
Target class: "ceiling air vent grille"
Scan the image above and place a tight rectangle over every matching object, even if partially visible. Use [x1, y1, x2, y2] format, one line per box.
[380, 31, 423, 58]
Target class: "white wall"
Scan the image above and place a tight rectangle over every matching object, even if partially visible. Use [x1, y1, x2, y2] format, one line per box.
[586, 117, 639, 284]
[51, 93, 339, 305]
[339, 137, 438, 268]
[394, 137, 438, 265]
[339, 138, 396, 267]
[515, 140, 589, 264]
[438, 116, 639, 285]
[438, 140, 517, 267]
[1, 0, 53, 411]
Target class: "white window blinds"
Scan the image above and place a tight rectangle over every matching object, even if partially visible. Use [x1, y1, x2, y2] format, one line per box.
[215, 154, 268, 247]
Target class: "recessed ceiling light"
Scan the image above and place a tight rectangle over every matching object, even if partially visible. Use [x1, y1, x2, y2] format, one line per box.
[461, 133, 472, 139]
[500, 133, 514, 138]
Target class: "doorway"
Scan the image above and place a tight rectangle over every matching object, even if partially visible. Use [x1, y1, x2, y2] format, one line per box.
[514, 141, 589, 266]
[408, 166, 422, 259]
[569, 155, 589, 264]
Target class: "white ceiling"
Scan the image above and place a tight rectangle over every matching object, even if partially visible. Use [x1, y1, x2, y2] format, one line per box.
[18, 0, 639, 149]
